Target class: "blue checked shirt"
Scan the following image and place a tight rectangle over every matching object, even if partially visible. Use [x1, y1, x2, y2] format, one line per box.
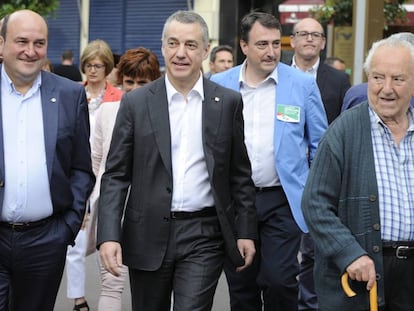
[370, 106, 414, 241]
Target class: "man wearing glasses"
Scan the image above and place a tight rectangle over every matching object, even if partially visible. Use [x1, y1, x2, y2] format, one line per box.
[289, 17, 351, 311]
[212, 12, 327, 311]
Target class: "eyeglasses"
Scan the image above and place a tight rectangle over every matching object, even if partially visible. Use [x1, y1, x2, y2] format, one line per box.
[85, 63, 105, 71]
[294, 31, 324, 40]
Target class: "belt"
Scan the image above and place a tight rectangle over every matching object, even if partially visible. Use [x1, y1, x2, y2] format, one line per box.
[382, 241, 414, 259]
[255, 186, 281, 193]
[0, 214, 55, 231]
[170, 207, 216, 219]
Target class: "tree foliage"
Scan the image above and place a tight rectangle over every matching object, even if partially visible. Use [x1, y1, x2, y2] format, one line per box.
[0, 0, 59, 18]
[309, 0, 407, 29]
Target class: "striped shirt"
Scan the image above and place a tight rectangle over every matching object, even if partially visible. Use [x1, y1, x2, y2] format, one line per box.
[370, 106, 414, 241]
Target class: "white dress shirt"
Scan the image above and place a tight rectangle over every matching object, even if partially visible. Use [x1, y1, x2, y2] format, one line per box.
[291, 56, 319, 79]
[239, 61, 280, 187]
[165, 74, 214, 212]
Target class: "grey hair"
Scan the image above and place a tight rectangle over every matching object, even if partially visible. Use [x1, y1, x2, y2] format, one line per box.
[161, 10, 209, 48]
[389, 32, 414, 46]
[363, 35, 414, 75]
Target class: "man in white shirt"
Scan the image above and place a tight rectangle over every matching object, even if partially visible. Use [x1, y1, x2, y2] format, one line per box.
[97, 10, 257, 311]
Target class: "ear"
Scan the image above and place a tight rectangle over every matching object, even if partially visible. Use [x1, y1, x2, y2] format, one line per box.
[289, 35, 295, 48]
[0, 36, 4, 56]
[161, 44, 166, 59]
[203, 43, 210, 61]
[321, 37, 326, 50]
[240, 40, 248, 56]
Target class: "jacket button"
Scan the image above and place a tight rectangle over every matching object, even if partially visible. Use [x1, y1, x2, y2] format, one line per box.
[0, 180, 4, 187]
[166, 187, 172, 194]
[369, 195, 377, 202]
[373, 223, 380, 230]
[373, 245, 380, 253]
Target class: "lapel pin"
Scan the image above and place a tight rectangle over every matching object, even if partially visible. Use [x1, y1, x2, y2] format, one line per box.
[51, 98, 57, 103]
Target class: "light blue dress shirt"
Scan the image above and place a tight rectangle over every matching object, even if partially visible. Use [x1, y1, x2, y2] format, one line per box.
[1, 67, 53, 222]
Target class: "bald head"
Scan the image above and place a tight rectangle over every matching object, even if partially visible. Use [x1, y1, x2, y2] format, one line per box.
[293, 18, 324, 35]
[0, 9, 48, 93]
[1, 10, 48, 41]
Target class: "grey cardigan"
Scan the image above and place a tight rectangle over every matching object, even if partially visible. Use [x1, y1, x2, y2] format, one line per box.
[302, 102, 385, 310]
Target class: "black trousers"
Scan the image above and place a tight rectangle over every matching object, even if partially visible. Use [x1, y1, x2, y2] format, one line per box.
[381, 254, 414, 311]
[224, 187, 302, 311]
[298, 233, 318, 311]
[0, 216, 71, 311]
[129, 214, 225, 311]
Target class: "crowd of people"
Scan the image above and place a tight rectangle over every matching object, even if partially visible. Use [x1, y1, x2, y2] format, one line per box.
[0, 7, 413, 311]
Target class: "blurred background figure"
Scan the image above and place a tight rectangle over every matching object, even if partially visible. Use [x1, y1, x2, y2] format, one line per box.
[42, 58, 53, 72]
[106, 53, 121, 89]
[66, 39, 123, 311]
[204, 44, 234, 79]
[324, 56, 346, 72]
[53, 49, 82, 82]
[88, 47, 161, 311]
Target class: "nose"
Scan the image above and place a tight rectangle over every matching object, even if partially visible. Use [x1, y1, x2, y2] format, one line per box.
[25, 43, 36, 57]
[306, 33, 314, 40]
[382, 77, 394, 91]
[175, 43, 186, 58]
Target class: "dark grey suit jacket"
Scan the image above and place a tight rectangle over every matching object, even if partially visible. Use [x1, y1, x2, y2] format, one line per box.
[316, 63, 351, 124]
[97, 77, 257, 270]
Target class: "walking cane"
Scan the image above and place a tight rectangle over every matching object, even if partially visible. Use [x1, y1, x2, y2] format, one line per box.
[341, 272, 378, 311]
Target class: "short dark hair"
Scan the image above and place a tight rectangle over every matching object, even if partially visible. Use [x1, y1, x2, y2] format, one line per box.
[0, 15, 10, 40]
[61, 50, 74, 60]
[209, 45, 233, 62]
[324, 56, 345, 66]
[240, 12, 281, 43]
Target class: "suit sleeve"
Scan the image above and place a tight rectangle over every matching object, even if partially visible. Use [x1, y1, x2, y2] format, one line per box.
[97, 96, 134, 246]
[230, 94, 257, 240]
[64, 87, 95, 236]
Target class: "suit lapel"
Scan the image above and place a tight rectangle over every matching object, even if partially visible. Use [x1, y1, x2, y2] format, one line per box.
[0, 75, 5, 185]
[40, 72, 58, 180]
[316, 63, 328, 94]
[274, 65, 293, 154]
[202, 79, 222, 177]
[147, 79, 172, 177]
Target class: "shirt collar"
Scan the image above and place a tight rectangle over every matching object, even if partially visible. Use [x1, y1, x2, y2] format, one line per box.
[238, 59, 278, 86]
[291, 56, 320, 77]
[369, 104, 414, 132]
[1, 65, 42, 96]
[165, 72, 204, 104]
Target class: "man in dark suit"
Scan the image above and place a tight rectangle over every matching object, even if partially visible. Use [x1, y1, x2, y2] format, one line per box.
[97, 10, 257, 311]
[0, 10, 94, 311]
[289, 17, 351, 310]
[290, 17, 351, 124]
